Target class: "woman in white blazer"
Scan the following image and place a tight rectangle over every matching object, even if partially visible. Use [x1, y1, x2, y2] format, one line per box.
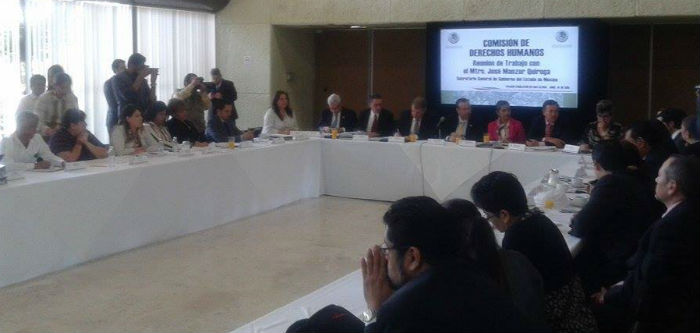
[262, 90, 298, 136]
[110, 104, 158, 155]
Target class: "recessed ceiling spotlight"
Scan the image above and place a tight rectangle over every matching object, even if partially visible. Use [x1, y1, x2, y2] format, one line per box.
[350, 25, 365, 29]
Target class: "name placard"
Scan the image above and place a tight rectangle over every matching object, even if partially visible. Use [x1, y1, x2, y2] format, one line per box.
[458, 140, 477, 147]
[563, 144, 581, 154]
[387, 136, 405, 143]
[290, 131, 320, 138]
[508, 143, 527, 151]
[352, 135, 369, 141]
[426, 138, 446, 145]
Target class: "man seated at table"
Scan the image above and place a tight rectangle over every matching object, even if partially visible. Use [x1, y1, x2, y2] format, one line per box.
[527, 100, 570, 148]
[360, 196, 535, 332]
[205, 99, 254, 143]
[49, 109, 108, 162]
[398, 97, 436, 139]
[441, 98, 482, 142]
[166, 98, 209, 147]
[680, 115, 699, 158]
[0, 111, 63, 170]
[624, 120, 673, 189]
[656, 107, 686, 153]
[592, 155, 699, 333]
[317, 93, 357, 133]
[359, 93, 395, 137]
[569, 142, 657, 295]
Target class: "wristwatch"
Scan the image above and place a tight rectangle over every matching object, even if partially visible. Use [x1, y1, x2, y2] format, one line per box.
[361, 308, 376, 323]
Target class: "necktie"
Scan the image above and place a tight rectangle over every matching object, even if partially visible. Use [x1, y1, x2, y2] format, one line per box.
[545, 123, 553, 138]
[331, 113, 339, 128]
[410, 119, 419, 135]
[456, 122, 465, 138]
[371, 113, 379, 133]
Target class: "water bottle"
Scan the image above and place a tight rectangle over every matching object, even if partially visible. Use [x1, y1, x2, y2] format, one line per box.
[107, 146, 116, 168]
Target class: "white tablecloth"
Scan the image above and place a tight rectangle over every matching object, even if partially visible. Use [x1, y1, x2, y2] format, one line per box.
[322, 140, 587, 202]
[0, 141, 322, 288]
[0, 138, 587, 289]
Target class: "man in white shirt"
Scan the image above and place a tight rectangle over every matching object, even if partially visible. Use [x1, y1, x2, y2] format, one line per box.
[35, 72, 79, 138]
[0, 111, 63, 171]
[16, 75, 46, 116]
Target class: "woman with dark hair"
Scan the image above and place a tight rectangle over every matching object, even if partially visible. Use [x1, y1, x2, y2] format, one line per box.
[49, 109, 107, 161]
[471, 172, 597, 333]
[144, 101, 173, 147]
[442, 198, 546, 326]
[486, 100, 526, 143]
[580, 99, 623, 152]
[173, 73, 211, 134]
[110, 104, 158, 155]
[165, 98, 209, 147]
[262, 90, 298, 135]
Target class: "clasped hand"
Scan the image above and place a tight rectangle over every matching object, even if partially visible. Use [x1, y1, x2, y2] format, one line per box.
[361, 245, 394, 312]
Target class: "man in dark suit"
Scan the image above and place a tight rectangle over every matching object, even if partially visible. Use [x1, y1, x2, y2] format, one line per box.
[104, 59, 125, 134]
[205, 99, 253, 143]
[656, 108, 686, 153]
[625, 120, 673, 189]
[527, 100, 570, 148]
[441, 97, 483, 142]
[359, 93, 395, 137]
[317, 93, 357, 132]
[208, 68, 238, 121]
[570, 143, 657, 295]
[594, 155, 699, 333]
[361, 197, 536, 332]
[397, 97, 437, 140]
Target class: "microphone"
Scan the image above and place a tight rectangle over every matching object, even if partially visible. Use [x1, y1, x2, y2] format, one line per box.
[436, 116, 446, 128]
[435, 116, 445, 139]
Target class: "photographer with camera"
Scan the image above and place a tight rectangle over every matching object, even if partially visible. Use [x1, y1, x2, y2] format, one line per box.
[112, 53, 158, 136]
[173, 73, 211, 135]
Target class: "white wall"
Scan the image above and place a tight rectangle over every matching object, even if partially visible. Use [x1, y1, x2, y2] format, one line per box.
[216, 0, 700, 129]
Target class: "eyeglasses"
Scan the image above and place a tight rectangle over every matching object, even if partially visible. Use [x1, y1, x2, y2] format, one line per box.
[380, 243, 407, 255]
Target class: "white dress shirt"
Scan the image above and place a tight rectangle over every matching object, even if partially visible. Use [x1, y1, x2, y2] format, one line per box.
[262, 108, 298, 135]
[410, 118, 421, 135]
[34, 90, 79, 132]
[0, 133, 63, 171]
[366, 112, 379, 133]
[16, 94, 41, 116]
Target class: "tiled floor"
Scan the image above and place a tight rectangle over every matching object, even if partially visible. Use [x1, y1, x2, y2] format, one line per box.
[0, 196, 389, 333]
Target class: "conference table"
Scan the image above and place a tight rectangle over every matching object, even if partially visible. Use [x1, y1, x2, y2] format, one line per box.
[0, 138, 589, 291]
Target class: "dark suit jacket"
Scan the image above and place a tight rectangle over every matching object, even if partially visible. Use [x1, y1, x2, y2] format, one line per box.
[104, 76, 118, 130]
[208, 79, 238, 121]
[317, 108, 357, 132]
[683, 142, 700, 159]
[359, 108, 395, 137]
[527, 116, 572, 145]
[205, 116, 243, 143]
[570, 173, 657, 294]
[166, 118, 208, 143]
[365, 264, 538, 333]
[642, 145, 672, 187]
[440, 113, 484, 141]
[672, 134, 685, 154]
[397, 110, 438, 139]
[606, 201, 700, 332]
